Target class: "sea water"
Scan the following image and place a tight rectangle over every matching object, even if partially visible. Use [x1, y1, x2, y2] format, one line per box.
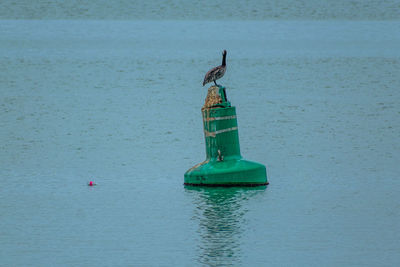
[1, 2, 400, 267]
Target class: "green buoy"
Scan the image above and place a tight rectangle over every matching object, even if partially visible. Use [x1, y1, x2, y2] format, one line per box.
[184, 85, 268, 187]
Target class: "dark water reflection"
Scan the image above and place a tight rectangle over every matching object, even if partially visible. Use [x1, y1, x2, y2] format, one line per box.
[186, 186, 266, 266]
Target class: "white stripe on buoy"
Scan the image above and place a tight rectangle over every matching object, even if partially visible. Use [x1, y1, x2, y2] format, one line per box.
[204, 127, 238, 137]
[203, 115, 236, 122]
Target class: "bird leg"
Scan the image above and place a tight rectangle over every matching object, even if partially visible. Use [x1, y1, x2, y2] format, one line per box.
[213, 80, 217, 86]
[223, 88, 228, 101]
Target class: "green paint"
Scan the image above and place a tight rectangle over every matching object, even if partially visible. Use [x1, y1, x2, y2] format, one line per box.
[218, 86, 230, 108]
[184, 86, 268, 186]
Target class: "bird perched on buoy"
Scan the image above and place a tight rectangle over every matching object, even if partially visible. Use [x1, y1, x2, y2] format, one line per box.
[203, 50, 227, 87]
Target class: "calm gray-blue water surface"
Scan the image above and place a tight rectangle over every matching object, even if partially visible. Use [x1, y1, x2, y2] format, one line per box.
[1, 19, 400, 266]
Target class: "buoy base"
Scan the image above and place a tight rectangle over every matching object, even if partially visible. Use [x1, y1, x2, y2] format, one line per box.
[184, 182, 268, 187]
[184, 158, 268, 187]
